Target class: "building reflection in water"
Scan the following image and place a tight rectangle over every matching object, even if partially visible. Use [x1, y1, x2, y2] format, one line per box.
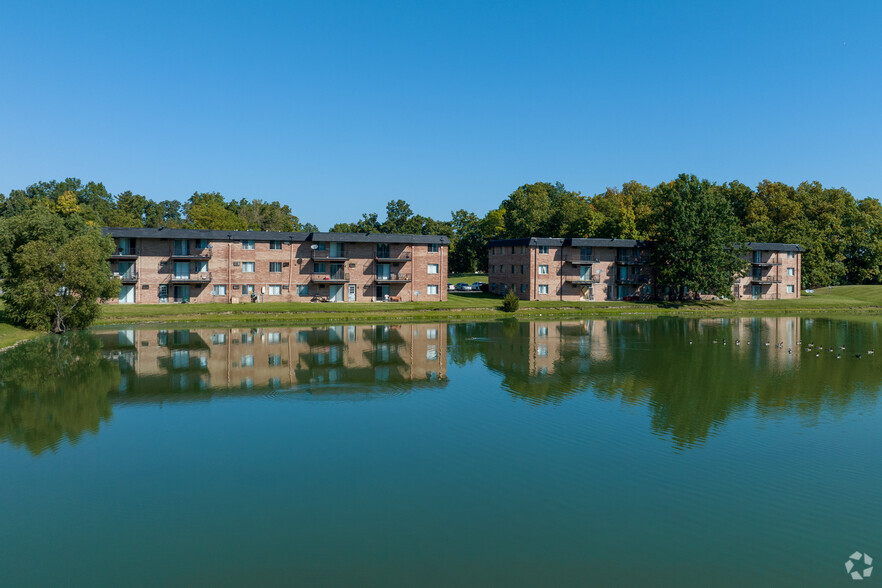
[98, 324, 448, 401]
[2, 317, 879, 455]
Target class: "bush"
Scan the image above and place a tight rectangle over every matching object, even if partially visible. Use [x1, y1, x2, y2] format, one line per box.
[501, 290, 520, 312]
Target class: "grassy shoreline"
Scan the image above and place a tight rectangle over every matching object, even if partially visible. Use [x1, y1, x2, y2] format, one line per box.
[3, 286, 882, 351]
[94, 286, 882, 327]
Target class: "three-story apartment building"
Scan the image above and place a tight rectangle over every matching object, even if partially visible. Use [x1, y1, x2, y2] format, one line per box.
[105, 228, 448, 304]
[488, 238, 802, 301]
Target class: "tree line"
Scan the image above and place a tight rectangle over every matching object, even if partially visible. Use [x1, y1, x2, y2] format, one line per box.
[1, 174, 880, 331]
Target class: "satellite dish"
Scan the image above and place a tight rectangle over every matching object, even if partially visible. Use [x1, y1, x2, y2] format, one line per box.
[311, 244, 319, 250]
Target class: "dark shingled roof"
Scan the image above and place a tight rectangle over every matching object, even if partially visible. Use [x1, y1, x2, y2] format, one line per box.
[745, 242, 804, 252]
[102, 227, 449, 245]
[488, 237, 645, 248]
[488, 237, 803, 251]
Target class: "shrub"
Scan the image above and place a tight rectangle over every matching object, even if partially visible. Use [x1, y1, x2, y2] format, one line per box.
[501, 290, 520, 312]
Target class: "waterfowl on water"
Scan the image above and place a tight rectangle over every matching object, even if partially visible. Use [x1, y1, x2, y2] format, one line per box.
[836, 354, 841, 359]
[855, 354, 862, 359]
[868, 350, 875, 355]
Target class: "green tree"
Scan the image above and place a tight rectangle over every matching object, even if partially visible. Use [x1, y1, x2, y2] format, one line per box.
[0, 208, 119, 332]
[184, 192, 246, 230]
[649, 174, 748, 299]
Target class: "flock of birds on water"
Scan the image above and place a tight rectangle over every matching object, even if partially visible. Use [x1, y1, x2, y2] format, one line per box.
[690, 338, 875, 359]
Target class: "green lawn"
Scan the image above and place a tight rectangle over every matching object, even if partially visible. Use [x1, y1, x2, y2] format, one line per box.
[92, 285, 882, 327]
[0, 316, 40, 350]
[447, 273, 488, 285]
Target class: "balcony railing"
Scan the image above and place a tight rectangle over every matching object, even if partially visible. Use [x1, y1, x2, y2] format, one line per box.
[311, 272, 350, 283]
[750, 276, 782, 284]
[376, 273, 411, 282]
[565, 275, 601, 284]
[565, 255, 596, 265]
[375, 253, 411, 262]
[114, 272, 139, 283]
[171, 249, 212, 260]
[615, 257, 648, 265]
[751, 261, 781, 267]
[111, 248, 139, 258]
[616, 275, 649, 284]
[169, 272, 212, 283]
[312, 250, 348, 260]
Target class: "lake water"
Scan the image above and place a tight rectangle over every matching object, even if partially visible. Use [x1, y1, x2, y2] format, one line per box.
[1, 317, 881, 586]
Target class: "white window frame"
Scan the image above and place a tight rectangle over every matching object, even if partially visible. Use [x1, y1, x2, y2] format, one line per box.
[427, 284, 439, 295]
[268, 285, 282, 296]
[242, 240, 255, 250]
[269, 262, 282, 273]
[538, 284, 549, 295]
[427, 264, 439, 275]
[538, 265, 548, 275]
[296, 285, 309, 296]
[241, 262, 255, 273]
[212, 285, 226, 296]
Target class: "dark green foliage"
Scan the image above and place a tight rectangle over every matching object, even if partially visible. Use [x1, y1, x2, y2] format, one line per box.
[0, 207, 120, 332]
[649, 174, 748, 299]
[501, 290, 520, 312]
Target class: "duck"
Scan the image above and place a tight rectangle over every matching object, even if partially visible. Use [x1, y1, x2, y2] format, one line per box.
[836, 354, 841, 359]
[868, 349, 875, 355]
[855, 354, 862, 359]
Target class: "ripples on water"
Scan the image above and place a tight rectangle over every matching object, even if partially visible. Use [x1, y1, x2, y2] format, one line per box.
[0, 317, 880, 586]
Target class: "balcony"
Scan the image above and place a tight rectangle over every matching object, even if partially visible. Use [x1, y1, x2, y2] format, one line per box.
[615, 257, 648, 265]
[750, 276, 782, 284]
[751, 261, 781, 267]
[565, 255, 595, 265]
[375, 253, 411, 263]
[114, 272, 139, 283]
[171, 249, 212, 260]
[312, 249, 348, 261]
[111, 248, 139, 258]
[169, 272, 212, 283]
[376, 273, 411, 283]
[565, 275, 600, 284]
[616, 275, 649, 284]
[311, 271, 349, 283]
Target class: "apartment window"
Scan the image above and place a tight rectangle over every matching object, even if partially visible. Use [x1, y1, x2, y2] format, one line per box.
[427, 284, 439, 295]
[241, 355, 254, 367]
[428, 244, 439, 252]
[241, 262, 255, 273]
[788, 251, 795, 258]
[269, 262, 282, 273]
[377, 243, 390, 258]
[427, 345, 438, 360]
[210, 333, 226, 344]
[511, 265, 516, 273]
[788, 267, 795, 276]
[538, 246, 549, 254]
[521, 246, 526, 254]
[296, 285, 309, 296]
[787, 285, 795, 293]
[520, 265, 525, 274]
[538, 265, 548, 275]
[195, 239, 209, 249]
[537, 344, 548, 357]
[314, 262, 326, 273]
[427, 328, 438, 340]
[580, 246, 592, 260]
[242, 284, 255, 294]
[268, 355, 282, 366]
[195, 261, 208, 274]
[242, 240, 254, 250]
[521, 284, 526, 293]
[268, 285, 282, 296]
[538, 326, 548, 337]
[538, 284, 549, 295]
[270, 240, 282, 250]
[212, 285, 226, 296]
[427, 264, 439, 274]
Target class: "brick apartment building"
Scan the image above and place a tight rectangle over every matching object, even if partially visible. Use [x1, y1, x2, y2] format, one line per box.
[104, 228, 449, 304]
[488, 238, 802, 301]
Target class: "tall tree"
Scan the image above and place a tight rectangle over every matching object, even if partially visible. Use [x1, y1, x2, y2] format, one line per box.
[184, 192, 246, 230]
[0, 204, 119, 332]
[649, 174, 748, 299]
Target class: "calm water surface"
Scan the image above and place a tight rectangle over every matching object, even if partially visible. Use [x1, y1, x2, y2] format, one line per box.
[1, 317, 881, 586]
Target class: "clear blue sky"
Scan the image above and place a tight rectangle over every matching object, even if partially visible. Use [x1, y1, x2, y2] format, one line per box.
[1, 0, 880, 229]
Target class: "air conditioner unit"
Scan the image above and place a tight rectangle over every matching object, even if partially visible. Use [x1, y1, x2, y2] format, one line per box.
[233, 262, 240, 266]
